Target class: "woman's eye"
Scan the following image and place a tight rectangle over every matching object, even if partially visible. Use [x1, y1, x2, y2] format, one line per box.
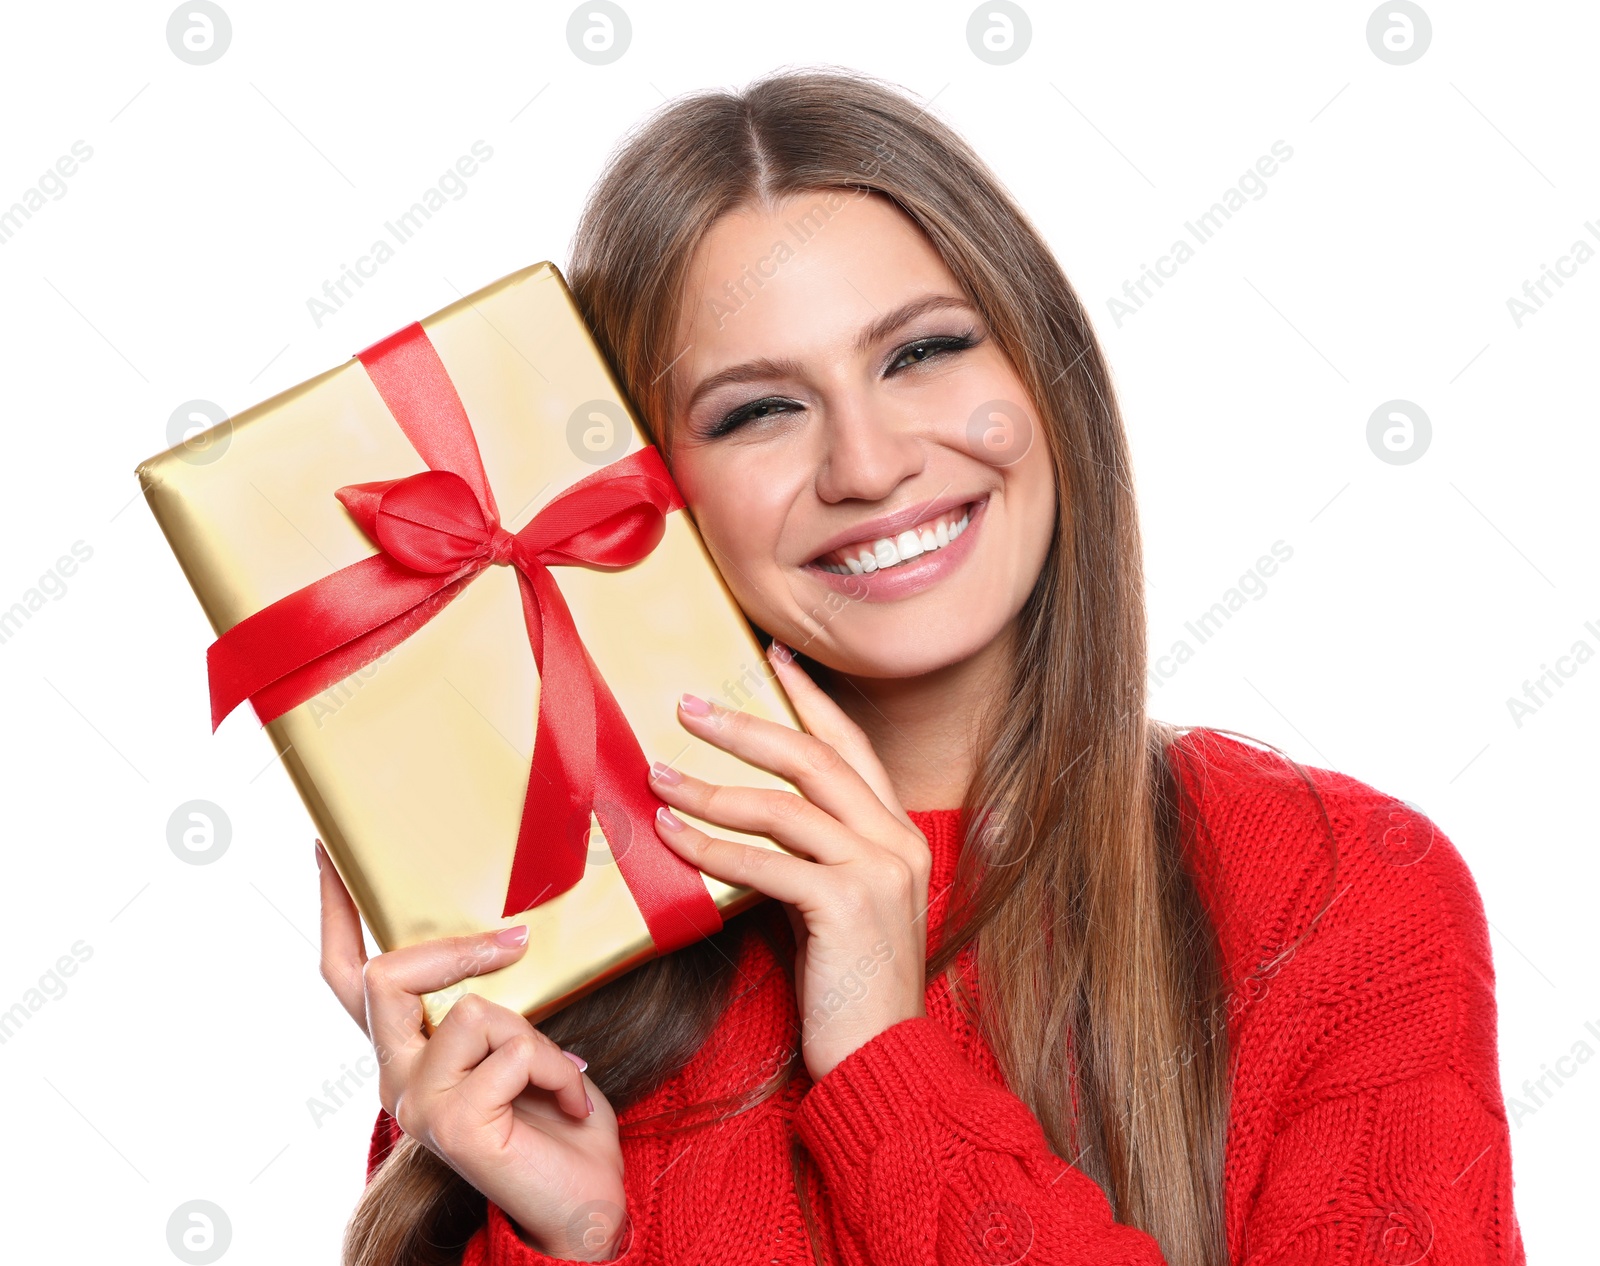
[887, 330, 979, 373]
[700, 330, 981, 439]
[707, 396, 799, 437]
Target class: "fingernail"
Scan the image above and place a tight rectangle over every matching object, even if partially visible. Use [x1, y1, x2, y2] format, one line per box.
[562, 1049, 589, 1072]
[314, 839, 324, 869]
[768, 639, 793, 665]
[656, 806, 684, 832]
[649, 760, 682, 785]
[586, 1092, 595, 1114]
[493, 925, 529, 947]
[679, 693, 711, 716]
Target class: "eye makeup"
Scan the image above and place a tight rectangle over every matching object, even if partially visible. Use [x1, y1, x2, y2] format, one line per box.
[693, 327, 984, 441]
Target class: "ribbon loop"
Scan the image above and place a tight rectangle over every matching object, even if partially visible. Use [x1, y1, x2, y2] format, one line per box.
[205, 320, 723, 953]
[372, 469, 493, 575]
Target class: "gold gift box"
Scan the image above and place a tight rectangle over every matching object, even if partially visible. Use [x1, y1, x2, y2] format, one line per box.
[137, 262, 800, 1028]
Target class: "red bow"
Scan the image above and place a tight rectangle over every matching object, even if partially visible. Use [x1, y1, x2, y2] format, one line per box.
[206, 322, 722, 951]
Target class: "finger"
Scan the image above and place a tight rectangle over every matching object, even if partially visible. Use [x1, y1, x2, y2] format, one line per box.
[766, 639, 910, 822]
[363, 926, 531, 1095]
[676, 688, 898, 834]
[649, 764, 856, 865]
[656, 807, 829, 910]
[317, 839, 369, 1032]
[459, 1039, 591, 1139]
[412, 995, 589, 1124]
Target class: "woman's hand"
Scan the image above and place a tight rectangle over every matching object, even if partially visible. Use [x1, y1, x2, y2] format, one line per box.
[649, 638, 932, 1082]
[317, 843, 627, 1260]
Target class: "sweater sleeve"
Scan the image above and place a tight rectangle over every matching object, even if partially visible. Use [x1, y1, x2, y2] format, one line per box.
[793, 1019, 1524, 1265]
[794, 1016, 1168, 1264]
[792, 804, 1526, 1266]
[462, 1203, 644, 1265]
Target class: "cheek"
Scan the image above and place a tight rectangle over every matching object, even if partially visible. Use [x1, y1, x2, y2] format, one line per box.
[991, 413, 1057, 566]
[1017, 441, 1058, 540]
[671, 449, 784, 575]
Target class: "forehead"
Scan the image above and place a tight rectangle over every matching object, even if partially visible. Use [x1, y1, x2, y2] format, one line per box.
[667, 190, 961, 404]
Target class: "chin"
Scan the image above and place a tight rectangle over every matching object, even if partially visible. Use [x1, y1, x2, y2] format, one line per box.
[800, 617, 1005, 681]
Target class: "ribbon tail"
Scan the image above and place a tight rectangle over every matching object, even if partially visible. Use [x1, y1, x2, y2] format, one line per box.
[497, 562, 724, 951]
[207, 555, 477, 730]
[251, 569, 478, 724]
[589, 655, 724, 953]
[500, 565, 598, 916]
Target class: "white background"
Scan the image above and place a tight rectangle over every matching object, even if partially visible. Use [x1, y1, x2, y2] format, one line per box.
[0, 1, 1593, 1261]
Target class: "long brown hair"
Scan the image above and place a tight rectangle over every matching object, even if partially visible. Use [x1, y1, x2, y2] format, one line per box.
[346, 66, 1336, 1266]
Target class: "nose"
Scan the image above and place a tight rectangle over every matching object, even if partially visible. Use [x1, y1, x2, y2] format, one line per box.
[812, 393, 925, 505]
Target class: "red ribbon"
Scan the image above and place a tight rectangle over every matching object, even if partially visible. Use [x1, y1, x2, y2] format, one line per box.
[206, 322, 723, 952]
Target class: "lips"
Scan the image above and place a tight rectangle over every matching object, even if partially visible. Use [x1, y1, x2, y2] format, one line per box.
[811, 503, 974, 575]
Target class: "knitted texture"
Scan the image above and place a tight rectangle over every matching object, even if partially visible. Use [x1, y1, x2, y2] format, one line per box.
[365, 728, 1525, 1264]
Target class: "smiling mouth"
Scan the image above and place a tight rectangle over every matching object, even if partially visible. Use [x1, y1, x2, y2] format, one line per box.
[808, 500, 980, 576]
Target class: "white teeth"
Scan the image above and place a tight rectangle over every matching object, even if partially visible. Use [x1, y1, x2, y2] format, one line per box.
[815, 502, 978, 576]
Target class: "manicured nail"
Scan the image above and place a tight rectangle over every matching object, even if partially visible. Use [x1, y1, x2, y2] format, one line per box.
[768, 639, 793, 665]
[314, 839, 324, 869]
[649, 760, 682, 785]
[656, 806, 685, 831]
[586, 1092, 595, 1114]
[493, 924, 529, 947]
[562, 1049, 589, 1072]
[679, 693, 711, 716]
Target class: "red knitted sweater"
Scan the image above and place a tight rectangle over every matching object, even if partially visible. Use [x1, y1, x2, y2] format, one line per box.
[365, 728, 1525, 1264]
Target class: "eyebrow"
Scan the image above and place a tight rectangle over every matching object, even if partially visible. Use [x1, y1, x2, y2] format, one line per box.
[679, 292, 975, 415]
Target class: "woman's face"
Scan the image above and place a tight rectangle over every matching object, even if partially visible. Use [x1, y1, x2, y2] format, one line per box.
[662, 189, 1056, 682]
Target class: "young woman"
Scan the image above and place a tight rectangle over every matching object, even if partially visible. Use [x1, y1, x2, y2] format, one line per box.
[316, 68, 1525, 1265]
